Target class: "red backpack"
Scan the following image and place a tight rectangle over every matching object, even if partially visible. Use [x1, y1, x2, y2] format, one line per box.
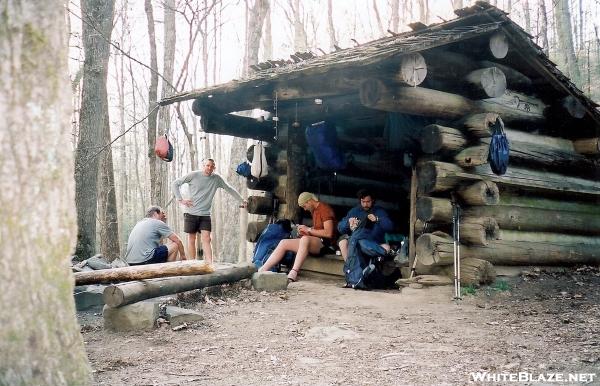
[154, 134, 173, 162]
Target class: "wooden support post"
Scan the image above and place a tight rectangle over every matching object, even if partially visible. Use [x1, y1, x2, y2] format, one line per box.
[284, 123, 304, 222]
[408, 166, 418, 267]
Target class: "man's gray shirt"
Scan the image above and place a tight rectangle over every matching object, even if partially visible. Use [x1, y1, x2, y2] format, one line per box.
[125, 218, 173, 264]
[172, 171, 243, 216]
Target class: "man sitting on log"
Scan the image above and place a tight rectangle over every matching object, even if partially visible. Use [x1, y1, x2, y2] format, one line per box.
[125, 206, 188, 265]
[338, 188, 394, 261]
[258, 192, 337, 282]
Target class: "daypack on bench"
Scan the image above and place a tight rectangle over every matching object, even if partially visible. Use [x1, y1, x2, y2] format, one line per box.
[252, 220, 294, 270]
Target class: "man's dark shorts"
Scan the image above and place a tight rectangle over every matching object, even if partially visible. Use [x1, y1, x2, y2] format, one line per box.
[130, 245, 168, 266]
[184, 213, 212, 233]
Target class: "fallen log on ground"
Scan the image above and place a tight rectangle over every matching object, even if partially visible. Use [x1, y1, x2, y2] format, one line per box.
[74, 260, 215, 285]
[103, 263, 257, 308]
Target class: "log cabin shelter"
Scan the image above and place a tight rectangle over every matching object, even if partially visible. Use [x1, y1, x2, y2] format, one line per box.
[160, 2, 600, 279]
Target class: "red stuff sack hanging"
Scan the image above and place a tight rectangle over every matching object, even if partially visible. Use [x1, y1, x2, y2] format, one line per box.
[154, 134, 173, 162]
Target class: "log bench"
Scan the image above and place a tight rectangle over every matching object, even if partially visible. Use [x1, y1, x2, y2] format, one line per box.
[300, 254, 344, 277]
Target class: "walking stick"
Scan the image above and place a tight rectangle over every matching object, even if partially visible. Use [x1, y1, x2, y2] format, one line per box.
[452, 196, 462, 300]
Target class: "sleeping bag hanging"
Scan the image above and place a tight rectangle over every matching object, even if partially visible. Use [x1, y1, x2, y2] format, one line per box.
[250, 141, 269, 179]
[305, 120, 346, 171]
[488, 117, 509, 175]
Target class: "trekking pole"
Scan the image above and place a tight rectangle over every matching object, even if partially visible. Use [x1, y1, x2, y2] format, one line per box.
[452, 196, 462, 300]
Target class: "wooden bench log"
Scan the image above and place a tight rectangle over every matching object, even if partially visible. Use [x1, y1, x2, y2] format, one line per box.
[74, 260, 215, 285]
[103, 263, 256, 308]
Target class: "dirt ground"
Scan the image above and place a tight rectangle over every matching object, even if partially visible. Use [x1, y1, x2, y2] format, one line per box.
[79, 266, 600, 386]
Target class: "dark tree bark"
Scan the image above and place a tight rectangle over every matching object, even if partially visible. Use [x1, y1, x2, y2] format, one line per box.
[145, 0, 164, 207]
[0, 1, 91, 383]
[74, 0, 115, 260]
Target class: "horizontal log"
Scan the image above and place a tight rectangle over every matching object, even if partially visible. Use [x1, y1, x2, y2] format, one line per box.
[458, 112, 502, 137]
[247, 176, 275, 191]
[573, 138, 600, 155]
[420, 124, 467, 154]
[498, 194, 600, 214]
[439, 257, 496, 286]
[454, 145, 489, 167]
[396, 52, 427, 86]
[317, 193, 402, 211]
[103, 263, 256, 308]
[464, 205, 600, 235]
[247, 196, 273, 215]
[360, 80, 545, 124]
[74, 260, 215, 285]
[479, 61, 532, 91]
[499, 230, 600, 245]
[417, 161, 600, 196]
[457, 181, 500, 205]
[489, 32, 509, 59]
[417, 232, 600, 266]
[464, 67, 507, 98]
[416, 197, 453, 222]
[415, 216, 498, 237]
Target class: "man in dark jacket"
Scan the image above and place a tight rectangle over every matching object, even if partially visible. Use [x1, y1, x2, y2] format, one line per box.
[337, 189, 393, 261]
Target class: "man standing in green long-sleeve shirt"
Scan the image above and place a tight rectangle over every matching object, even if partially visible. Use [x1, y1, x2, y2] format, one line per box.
[172, 158, 247, 264]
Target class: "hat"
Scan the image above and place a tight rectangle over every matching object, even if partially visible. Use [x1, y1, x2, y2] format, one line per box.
[298, 192, 318, 206]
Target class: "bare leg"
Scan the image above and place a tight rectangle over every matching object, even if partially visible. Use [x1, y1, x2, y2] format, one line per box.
[338, 239, 349, 261]
[289, 236, 323, 279]
[201, 230, 213, 264]
[259, 239, 300, 272]
[187, 232, 197, 260]
[165, 239, 178, 262]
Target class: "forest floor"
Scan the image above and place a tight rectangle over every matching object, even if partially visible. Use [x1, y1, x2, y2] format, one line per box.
[79, 266, 600, 386]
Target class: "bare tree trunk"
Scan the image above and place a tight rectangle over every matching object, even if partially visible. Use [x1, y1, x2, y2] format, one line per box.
[418, 0, 429, 24]
[98, 127, 120, 262]
[372, 0, 385, 37]
[555, 0, 581, 85]
[74, 0, 115, 260]
[0, 1, 91, 383]
[523, 0, 531, 33]
[288, 0, 308, 52]
[245, 0, 269, 75]
[390, 0, 400, 32]
[452, 0, 464, 10]
[327, 0, 338, 51]
[263, 2, 273, 60]
[145, 0, 163, 207]
[538, 0, 549, 55]
[158, 0, 177, 206]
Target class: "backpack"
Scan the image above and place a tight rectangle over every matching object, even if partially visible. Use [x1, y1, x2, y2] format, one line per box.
[344, 228, 399, 290]
[252, 220, 293, 269]
[305, 121, 346, 171]
[236, 161, 252, 177]
[154, 134, 174, 162]
[488, 118, 509, 175]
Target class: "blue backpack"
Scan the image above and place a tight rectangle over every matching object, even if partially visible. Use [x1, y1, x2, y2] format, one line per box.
[305, 121, 346, 171]
[252, 220, 294, 270]
[236, 161, 252, 177]
[488, 118, 510, 175]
